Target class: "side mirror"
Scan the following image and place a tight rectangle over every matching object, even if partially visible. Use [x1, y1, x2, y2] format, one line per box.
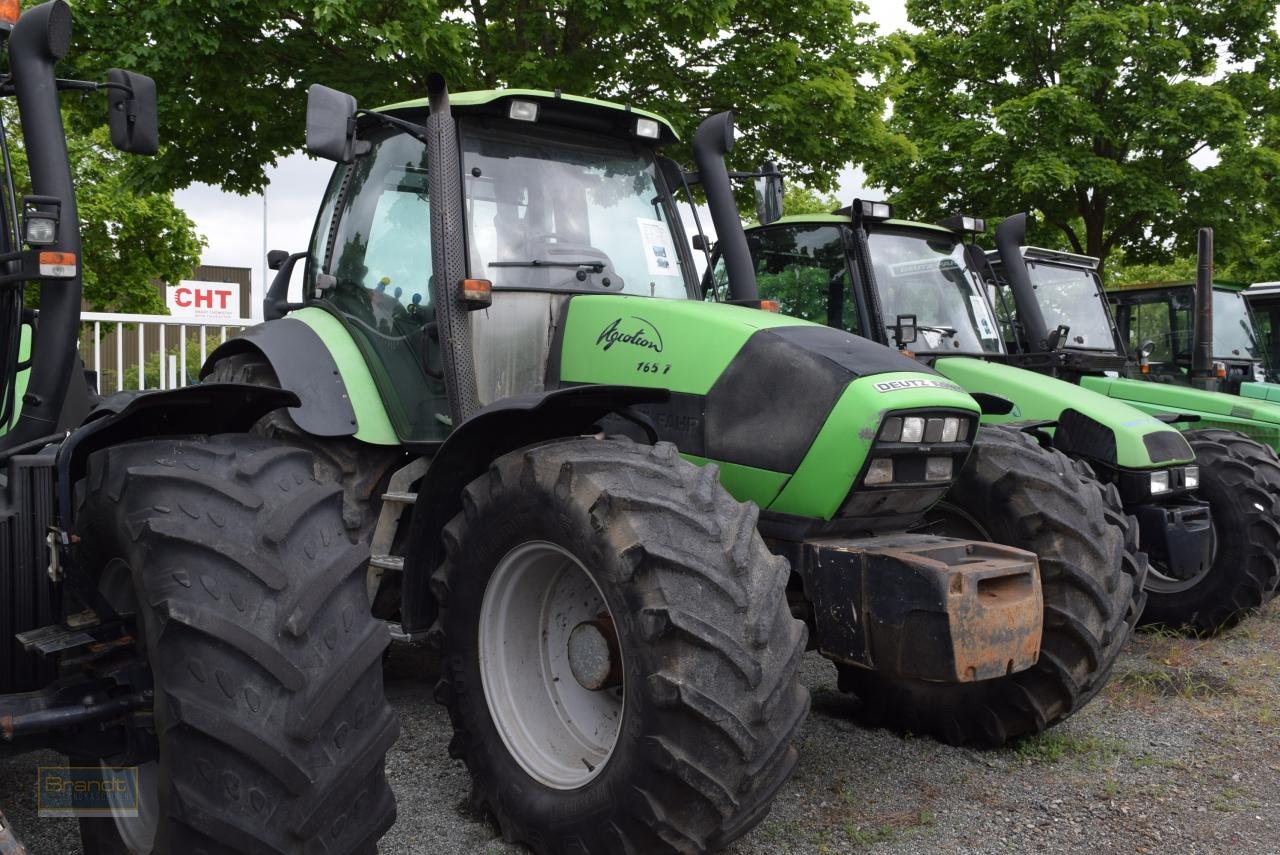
[267, 249, 289, 271]
[692, 234, 710, 251]
[306, 84, 364, 163]
[754, 161, 784, 226]
[892, 313, 918, 348]
[1140, 339, 1156, 360]
[106, 69, 158, 155]
[1047, 324, 1071, 350]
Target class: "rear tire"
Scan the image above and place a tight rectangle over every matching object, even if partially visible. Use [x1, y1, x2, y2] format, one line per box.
[74, 434, 398, 853]
[839, 425, 1145, 747]
[1140, 428, 1280, 633]
[204, 352, 403, 539]
[432, 438, 809, 853]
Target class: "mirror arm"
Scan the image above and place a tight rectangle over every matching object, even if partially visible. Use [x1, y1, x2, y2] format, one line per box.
[355, 108, 430, 144]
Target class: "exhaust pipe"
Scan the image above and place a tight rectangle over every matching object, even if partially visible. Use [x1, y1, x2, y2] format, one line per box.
[1191, 227, 1215, 386]
[424, 73, 479, 424]
[692, 112, 759, 303]
[994, 213, 1052, 351]
[2, 0, 81, 453]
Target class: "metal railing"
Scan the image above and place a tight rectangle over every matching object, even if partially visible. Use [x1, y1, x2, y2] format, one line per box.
[78, 311, 253, 393]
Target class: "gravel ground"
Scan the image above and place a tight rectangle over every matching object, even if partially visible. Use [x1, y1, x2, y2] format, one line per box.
[3, 601, 1278, 853]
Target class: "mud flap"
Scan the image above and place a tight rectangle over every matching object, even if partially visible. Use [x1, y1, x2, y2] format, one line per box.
[796, 533, 1042, 682]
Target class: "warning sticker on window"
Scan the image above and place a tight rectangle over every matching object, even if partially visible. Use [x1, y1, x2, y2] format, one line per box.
[970, 295, 998, 340]
[638, 218, 679, 277]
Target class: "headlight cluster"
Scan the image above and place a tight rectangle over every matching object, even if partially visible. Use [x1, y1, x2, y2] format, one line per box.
[1149, 464, 1198, 495]
[860, 412, 975, 488]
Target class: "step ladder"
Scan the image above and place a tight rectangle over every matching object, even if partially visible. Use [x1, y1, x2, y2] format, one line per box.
[368, 457, 429, 643]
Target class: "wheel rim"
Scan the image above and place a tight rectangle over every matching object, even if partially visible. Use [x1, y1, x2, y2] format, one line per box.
[106, 760, 159, 852]
[478, 541, 624, 790]
[1145, 520, 1218, 593]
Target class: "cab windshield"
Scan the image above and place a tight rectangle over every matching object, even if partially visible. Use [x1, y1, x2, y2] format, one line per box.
[1213, 289, 1263, 361]
[867, 229, 1002, 354]
[1024, 261, 1115, 350]
[460, 120, 689, 299]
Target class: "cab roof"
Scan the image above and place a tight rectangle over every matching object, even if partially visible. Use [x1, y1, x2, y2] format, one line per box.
[1108, 280, 1248, 294]
[375, 88, 680, 145]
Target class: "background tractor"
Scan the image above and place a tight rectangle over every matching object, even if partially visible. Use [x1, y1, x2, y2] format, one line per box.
[1244, 280, 1280, 375]
[704, 197, 1158, 745]
[730, 194, 1277, 638]
[1109, 280, 1275, 393]
[226, 72, 1144, 787]
[983, 217, 1280, 623]
[0, 4, 399, 853]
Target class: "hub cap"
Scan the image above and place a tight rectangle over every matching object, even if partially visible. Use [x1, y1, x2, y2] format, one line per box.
[478, 541, 624, 789]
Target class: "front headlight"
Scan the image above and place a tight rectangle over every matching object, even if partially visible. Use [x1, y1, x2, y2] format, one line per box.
[1149, 470, 1170, 495]
[1184, 465, 1199, 490]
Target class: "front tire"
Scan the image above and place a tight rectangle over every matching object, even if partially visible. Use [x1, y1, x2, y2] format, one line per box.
[839, 425, 1146, 747]
[432, 439, 809, 853]
[74, 434, 398, 853]
[1140, 428, 1280, 633]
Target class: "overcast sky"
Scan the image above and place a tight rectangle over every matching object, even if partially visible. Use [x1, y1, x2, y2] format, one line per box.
[173, 1, 912, 315]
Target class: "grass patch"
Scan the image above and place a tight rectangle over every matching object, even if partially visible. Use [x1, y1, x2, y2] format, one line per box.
[1112, 666, 1235, 700]
[1012, 731, 1117, 764]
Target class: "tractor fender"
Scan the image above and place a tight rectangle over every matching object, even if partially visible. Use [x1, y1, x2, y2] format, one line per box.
[201, 317, 358, 438]
[55, 383, 300, 526]
[398, 383, 668, 634]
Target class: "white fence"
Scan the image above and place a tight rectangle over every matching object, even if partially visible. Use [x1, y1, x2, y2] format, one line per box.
[78, 312, 253, 393]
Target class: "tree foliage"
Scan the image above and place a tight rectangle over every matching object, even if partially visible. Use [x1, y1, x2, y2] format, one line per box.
[12, 112, 204, 313]
[871, 0, 1280, 275]
[66, 1, 905, 195]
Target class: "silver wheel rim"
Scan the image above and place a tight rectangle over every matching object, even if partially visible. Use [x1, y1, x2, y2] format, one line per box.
[106, 760, 159, 852]
[478, 541, 624, 789]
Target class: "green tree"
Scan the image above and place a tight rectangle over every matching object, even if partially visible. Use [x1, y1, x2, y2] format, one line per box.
[871, 0, 1280, 275]
[783, 184, 842, 217]
[67, 1, 904, 195]
[12, 116, 204, 313]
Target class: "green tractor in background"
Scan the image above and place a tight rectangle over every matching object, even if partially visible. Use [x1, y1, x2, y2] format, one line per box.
[983, 217, 1280, 616]
[1109, 279, 1274, 393]
[729, 199, 1279, 639]
[1244, 280, 1280, 376]
[201, 68, 1142, 848]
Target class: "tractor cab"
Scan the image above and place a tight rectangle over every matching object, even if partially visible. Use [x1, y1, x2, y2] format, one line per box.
[983, 244, 1131, 378]
[720, 207, 1004, 360]
[1109, 281, 1271, 392]
[284, 89, 694, 443]
[986, 215, 1280, 451]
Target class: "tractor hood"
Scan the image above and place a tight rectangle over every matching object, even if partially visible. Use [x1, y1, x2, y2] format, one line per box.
[934, 358, 1193, 469]
[1238, 381, 1280, 403]
[555, 295, 981, 522]
[1081, 374, 1280, 449]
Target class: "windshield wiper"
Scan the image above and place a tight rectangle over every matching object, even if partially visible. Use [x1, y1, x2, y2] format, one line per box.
[887, 323, 958, 338]
[489, 259, 606, 271]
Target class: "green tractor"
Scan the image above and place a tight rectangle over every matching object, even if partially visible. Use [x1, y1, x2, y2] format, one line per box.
[202, 68, 1138, 847]
[1243, 280, 1280, 376]
[1109, 279, 1274, 393]
[983, 217, 1280, 615]
[729, 200, 1279, 638]
[0, 3, 399, 853]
